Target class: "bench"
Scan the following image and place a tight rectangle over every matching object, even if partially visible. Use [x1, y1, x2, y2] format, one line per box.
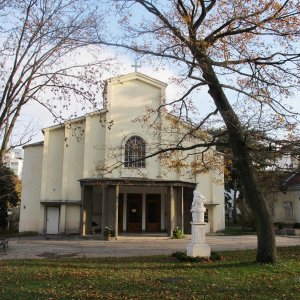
[0, 238, 9, 253]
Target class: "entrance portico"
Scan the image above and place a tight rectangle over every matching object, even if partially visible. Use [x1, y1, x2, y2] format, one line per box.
[80, 178, 196, 238]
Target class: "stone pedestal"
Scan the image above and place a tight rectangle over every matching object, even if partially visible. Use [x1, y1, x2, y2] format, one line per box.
[186, 222, 211, 257]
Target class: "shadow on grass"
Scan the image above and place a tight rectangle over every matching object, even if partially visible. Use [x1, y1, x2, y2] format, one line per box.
[3, 255, 259, 273]
[5, 246, 299, 271]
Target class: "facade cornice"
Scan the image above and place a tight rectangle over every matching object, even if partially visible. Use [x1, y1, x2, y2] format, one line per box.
[79, 177, 196, 188]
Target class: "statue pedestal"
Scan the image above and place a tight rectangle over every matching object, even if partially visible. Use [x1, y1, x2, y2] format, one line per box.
[186, 222, 211, 257]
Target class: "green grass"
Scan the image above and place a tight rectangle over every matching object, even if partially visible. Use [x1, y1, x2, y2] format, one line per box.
[221, 225, 256, 235]
[0, 247, 299, 299]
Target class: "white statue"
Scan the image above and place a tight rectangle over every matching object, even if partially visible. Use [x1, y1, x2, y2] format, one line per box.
[190, 189, 206, 222]
[187, 189, 210, 257]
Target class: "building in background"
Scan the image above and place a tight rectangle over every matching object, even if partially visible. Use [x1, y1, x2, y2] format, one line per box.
[3, 148, 23, 178]
[271, 174, 300, 229]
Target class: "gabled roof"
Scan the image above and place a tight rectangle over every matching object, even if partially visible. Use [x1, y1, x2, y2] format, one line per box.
[23, 141, 44, 149]
[43, 72, 166, 133]
[42, 108, 107, 132]
[106, 72, 167, 89]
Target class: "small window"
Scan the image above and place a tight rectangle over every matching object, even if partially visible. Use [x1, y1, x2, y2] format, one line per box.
[124, 136, 146, 168]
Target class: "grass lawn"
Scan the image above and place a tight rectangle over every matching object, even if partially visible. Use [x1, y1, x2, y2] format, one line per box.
[221, 225, 256, 235]
[0, 247, 299, 299]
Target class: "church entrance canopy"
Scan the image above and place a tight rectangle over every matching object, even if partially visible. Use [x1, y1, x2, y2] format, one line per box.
[79, 178, 196, 238]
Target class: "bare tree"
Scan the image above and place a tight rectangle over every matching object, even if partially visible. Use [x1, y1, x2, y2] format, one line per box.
[95, 0, 300, 263]
[0, 0, 110, 161]
[0, 0, 13, 11]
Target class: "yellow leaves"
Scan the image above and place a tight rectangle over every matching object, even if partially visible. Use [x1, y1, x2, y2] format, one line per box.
[159, 148, 223, 180]
[224, 164, 232, 177]
[182, 14, 191, 25]
[191, 151, 223, 176]
[159, 151, 189, 174]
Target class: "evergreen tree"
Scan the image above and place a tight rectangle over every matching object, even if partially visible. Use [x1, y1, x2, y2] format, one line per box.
[0, 164, 19, 229]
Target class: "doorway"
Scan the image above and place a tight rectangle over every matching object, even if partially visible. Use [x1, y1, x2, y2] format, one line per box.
[127, 194, 142, 232]
[146, 194, 161, 232]
[46, 206, 60, 234]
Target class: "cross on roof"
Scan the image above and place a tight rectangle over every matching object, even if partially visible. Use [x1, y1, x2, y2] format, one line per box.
[131, 60, 141, 72]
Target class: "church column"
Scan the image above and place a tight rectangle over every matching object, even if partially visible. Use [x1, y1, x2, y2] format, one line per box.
[170, 186, 175, 236]
[40, 130, 49, 234]
[123, 193, 127, 232]
[39, 205, 46, 235]
[181, 186, 184, 234]
[114, 184, 119, 238]
[80, 185, 86, 237]
[60, 126, 70, 235]
[142, 192, 146, 232]
[101, 184, 107, 237]
[82, 209, 86, 237]
[210, 206, 217, 233]
[161, 190, 165, 231]
[83, 116, 92, 178]
[61, 126, 70, 201]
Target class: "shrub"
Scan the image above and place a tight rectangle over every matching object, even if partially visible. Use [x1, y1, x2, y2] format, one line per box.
[172, 227, 184, 239]
[104, 226, 114, 237]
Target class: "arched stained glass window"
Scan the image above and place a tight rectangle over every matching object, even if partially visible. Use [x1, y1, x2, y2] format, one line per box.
[124, 136, 146, 168]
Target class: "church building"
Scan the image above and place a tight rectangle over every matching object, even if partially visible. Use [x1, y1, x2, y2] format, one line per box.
[19, 72, 225, 237]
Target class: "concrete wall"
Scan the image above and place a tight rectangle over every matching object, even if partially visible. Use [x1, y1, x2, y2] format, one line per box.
[19, 145, 43, 232]
[83, 113, 106, 177]
[65, 205, 81, 234]
[62, 121, 85, 201]
[41, 128, 64, 201]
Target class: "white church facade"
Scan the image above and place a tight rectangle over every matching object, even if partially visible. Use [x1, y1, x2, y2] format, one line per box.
[19, 72, 225, 237]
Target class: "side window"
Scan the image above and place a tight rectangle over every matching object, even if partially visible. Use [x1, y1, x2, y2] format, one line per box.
[124, 136, 146, 168]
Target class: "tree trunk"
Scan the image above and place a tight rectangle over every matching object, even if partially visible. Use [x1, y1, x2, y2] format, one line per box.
[197, 55, 277, 263]
[0, 103, 22, 163]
